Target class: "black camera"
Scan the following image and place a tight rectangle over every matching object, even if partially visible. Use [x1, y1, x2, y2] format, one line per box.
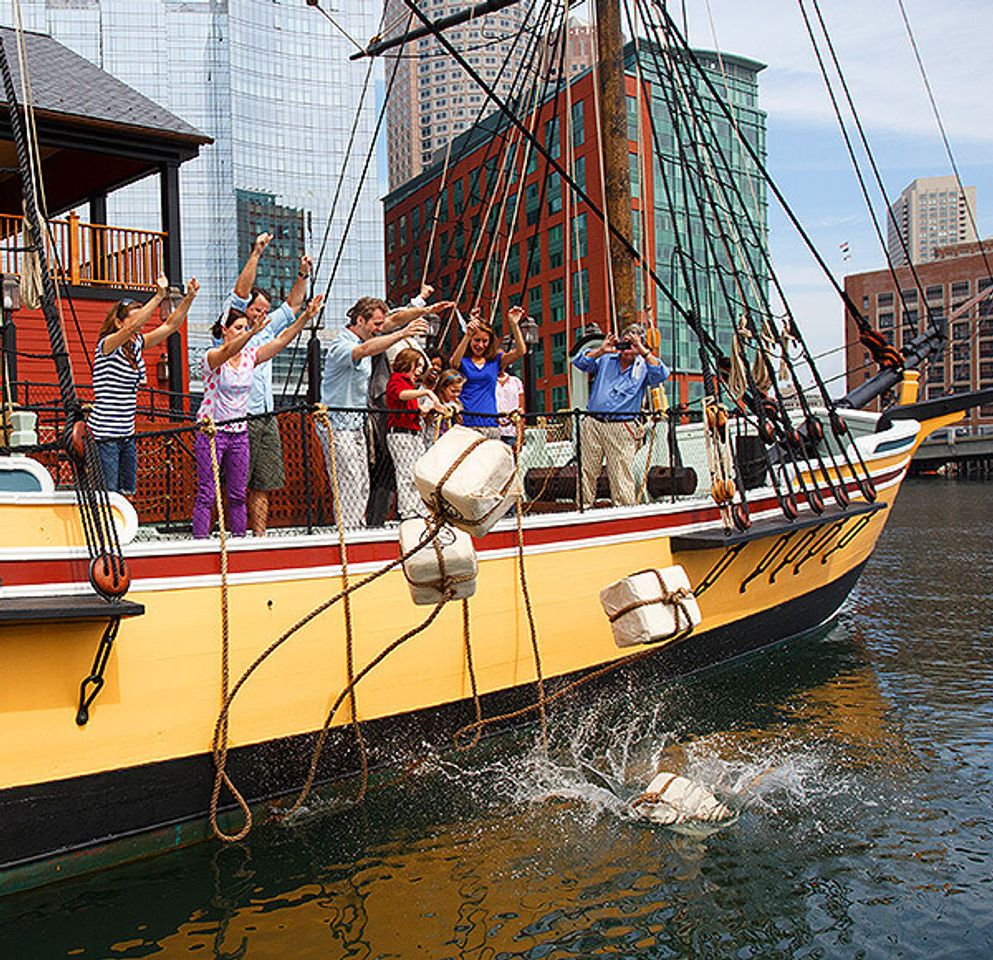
[615, 340, 632, 351]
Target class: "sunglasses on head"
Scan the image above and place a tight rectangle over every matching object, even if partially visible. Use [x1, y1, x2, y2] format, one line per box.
[116, 298, 137, 316]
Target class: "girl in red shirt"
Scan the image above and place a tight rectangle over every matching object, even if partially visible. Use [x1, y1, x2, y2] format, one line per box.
[386, 349, 439, 519]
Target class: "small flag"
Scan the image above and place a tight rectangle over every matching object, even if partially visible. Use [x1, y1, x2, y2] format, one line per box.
[839, 242, 851, 261]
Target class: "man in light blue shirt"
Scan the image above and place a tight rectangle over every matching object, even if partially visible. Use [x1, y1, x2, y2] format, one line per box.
[572, 323, 670, 506]
[222, 232, 313, 535]
[319, 296, 428, 528]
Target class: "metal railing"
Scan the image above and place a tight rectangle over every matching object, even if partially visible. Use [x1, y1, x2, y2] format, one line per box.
[0, 212, 166, 290]
[1, 404, 704, 534]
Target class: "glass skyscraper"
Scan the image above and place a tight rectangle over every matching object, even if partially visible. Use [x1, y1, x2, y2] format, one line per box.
[2, 0, 384, 386]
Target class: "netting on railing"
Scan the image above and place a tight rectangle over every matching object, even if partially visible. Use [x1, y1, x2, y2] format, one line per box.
[0, 403, 715, 533]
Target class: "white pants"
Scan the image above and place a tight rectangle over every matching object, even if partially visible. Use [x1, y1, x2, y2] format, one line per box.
[580, 417, 641, 507]
[317, 423, 369, 529]
[386, 431, 426, 520]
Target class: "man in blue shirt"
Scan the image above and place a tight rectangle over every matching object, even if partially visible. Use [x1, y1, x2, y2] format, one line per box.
[571, 323, 670, 506]
[224, 232, 313, 535]
[319, 297, 429, 528]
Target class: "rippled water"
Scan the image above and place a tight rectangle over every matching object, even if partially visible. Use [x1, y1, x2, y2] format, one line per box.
[3, 480, 992, 958]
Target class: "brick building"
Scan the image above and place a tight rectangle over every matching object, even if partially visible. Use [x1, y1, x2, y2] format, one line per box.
[844, 240, 993, 425]
[382, 41, 767, 413]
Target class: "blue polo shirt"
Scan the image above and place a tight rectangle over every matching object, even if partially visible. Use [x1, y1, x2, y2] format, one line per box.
[572, 352, 670, 418]
[321, 327, 370, 431]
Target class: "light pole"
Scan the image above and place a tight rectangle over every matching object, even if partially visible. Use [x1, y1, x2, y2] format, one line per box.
[520, 315, 539, 413]
[1, 274, 20, 406]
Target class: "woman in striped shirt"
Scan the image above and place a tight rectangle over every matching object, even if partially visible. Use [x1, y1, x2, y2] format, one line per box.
[90, 276, 199, 494]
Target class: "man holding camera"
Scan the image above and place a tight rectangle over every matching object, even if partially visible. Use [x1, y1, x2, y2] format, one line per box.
[571, 323, 670, 507]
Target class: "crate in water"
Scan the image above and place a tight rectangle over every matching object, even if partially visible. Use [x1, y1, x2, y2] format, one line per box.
[599, 566, 701, 648]
[413, 425, 521, 536]
[399, 518, 478, 605]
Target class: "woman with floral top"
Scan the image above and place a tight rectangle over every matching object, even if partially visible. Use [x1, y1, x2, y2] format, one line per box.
[192, 295, 321, 538]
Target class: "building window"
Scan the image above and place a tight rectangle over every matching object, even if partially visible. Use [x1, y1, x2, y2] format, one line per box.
[953, 322, 970, 340]
[452, 178, 464, 217]
[549, 277, 565, 323]
[953, 363, 970, 382]
[573, 212, 588, 259]
[951, 280, 971, 299]
[878, 312, 894, 329]
[953, 342, 970, 361]
[877, 292, 893, 307]
[551, 385, 568, 410]
[547, 172, 563, 215]
[572, 268, 589, 315]
[525, 182, 540, 227]
[547, 223, 563, 269]
[387, 222, 395, 254]
[532, 337, 545, 378]
[573, 155, 586, 193]
[551, 330, 567, 374]
[629, 153, 640, 199]
[926, 284, 943, 301]
[900, 288, 918, 303]
[571, 99, 585, 147]
[545, 116, 560, 160]
[528, 284, 543, 324]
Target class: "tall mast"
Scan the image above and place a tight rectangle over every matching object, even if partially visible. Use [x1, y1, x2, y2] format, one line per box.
[595, 0, 637, 331]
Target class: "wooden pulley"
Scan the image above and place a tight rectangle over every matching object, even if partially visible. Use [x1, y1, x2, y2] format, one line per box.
[834, 483, 850, 508]
[781, 493, 799, 520]
[787, 426, 803, 448]
[807, 488, 825, 515]
[89, 553, 131, 599]
[830, 412, 848, 436]
[732, 502, 751, 531]
[644, 325, 661, 352]
[759, 419, 776, 445]
[805, 417, 824, 443]
[858, 476, 877, 502]
[69, 420, 91, 463]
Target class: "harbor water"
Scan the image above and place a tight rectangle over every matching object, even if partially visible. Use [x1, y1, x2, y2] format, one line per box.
[2, 480, 991, 958]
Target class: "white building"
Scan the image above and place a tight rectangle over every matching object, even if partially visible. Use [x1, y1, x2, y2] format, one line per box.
[887, 175, 978, 266]
[1, 0, 384, 385]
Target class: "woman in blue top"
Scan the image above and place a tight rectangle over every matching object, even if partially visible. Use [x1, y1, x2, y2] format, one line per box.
[450, 304, 527, 437]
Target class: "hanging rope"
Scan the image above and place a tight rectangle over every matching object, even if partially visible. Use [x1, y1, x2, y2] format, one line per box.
[202, 418, 254, 843]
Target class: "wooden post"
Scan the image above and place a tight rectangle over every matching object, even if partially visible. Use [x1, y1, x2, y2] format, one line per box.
[160, 162, 184, 416]
[67, 210, 81, 285]
[595, 0, 636, 332]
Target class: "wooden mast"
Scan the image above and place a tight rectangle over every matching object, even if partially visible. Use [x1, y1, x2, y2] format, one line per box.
[595, 0, 637, 332]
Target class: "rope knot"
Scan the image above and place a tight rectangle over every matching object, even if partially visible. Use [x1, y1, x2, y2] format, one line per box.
[198, 416, 218, 437]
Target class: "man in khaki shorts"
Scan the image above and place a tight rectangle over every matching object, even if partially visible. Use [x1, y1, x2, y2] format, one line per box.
[571, 323, 670, 507]
[225, 232, 313, 535]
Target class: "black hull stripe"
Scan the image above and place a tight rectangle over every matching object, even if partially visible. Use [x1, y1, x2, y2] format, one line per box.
[0, 561, 866, 892]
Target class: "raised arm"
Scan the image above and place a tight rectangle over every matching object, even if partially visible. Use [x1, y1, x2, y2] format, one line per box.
[500, 305, 528, 370]
[352, 317, 430, 361]
[206, 313, 269, 370]
[256, 295, 323, 363]
[449, 319, 477, 369]
[101, 275, 169, 354]
[285, 254, 313, 312]
[233, 232, 272, 299]
[143, 279, 200, 350]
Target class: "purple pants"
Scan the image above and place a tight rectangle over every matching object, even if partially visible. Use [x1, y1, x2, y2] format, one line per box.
[193, 430, 249, 538]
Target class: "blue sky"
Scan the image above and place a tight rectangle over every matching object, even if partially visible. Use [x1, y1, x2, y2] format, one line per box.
[680, 0, 993, 379]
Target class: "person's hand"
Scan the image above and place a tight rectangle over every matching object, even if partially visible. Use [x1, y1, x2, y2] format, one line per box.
[597, 333, 619, 356]
[185, 278, 200, 299]
[466, 319, 482, 336]
[508, 304, 525, 325]
[629, 333, 647, 356]
[469, 306, 483, 322]
[155, 274, 169, 297]
[303, 293, 324, 320]
[420, 283, 435, 301]
[249, 313, 270, 337]
[253, 232, 273, 255]
[406, 317, 429, 338]
[432, 299, 455, 312]
[298, 254, 313, 276]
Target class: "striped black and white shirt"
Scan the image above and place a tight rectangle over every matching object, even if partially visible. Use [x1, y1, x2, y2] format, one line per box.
[89, 334, 146, 440]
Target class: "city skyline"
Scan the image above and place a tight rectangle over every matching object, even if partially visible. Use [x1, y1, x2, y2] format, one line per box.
[0, 0, 385, 391]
